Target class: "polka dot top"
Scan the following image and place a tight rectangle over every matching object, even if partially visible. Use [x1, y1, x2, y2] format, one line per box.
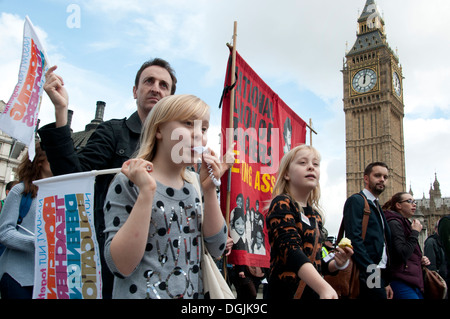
[103, 172, 227, 299]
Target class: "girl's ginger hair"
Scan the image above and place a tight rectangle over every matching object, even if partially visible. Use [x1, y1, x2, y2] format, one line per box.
[17, 141, 48, 197]
[136, 94, 210, 169]
[271, 144, 323, 218]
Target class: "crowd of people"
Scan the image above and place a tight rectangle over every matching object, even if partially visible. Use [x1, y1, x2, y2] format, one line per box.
[0, 58, 448, 300]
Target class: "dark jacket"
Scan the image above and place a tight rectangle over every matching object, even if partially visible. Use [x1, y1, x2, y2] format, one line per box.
[343, 191, 391, 281]
[424, 233, 448, 281]
[38, 111, 142, 238]
[384, 210, 424, 290]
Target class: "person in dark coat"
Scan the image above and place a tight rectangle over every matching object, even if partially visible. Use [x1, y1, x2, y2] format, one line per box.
[383, 192, 430, 299]
[424, 222, 448, 296]
[343, 162, 392, 299]
[437, 215, 450, 295]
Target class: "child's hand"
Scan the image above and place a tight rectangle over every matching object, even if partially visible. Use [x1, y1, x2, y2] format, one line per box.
[199, 148, 221, 189]
[334, 246, 353, 268]
[220, 142, 236, 173]
[121, 159, 156, 193]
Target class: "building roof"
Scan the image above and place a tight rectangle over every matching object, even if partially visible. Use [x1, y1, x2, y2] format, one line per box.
[69, 101, 106, 152]
[347, 0, 390, 57]
[348, 29, 386, 56]
[72, 129, 96, 152]
[358, 0, 381, 23]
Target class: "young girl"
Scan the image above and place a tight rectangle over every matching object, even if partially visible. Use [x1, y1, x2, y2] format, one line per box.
[0, 142, 53, 299]
[266, 145, 352, 299]
[103, 94, 228, 299]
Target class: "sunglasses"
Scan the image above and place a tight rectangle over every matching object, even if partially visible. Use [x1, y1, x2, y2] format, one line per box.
[400, 199, 417, 205]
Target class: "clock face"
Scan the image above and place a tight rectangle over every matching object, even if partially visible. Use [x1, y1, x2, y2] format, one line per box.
[352, 68, 377, 93]
[393, 72, 401, 96]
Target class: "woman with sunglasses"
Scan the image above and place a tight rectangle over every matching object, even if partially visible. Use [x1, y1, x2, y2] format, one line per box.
[382, 192, 430, 299]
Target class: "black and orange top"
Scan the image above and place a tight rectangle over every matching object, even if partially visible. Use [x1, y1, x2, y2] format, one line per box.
[266, 194, 333, 299]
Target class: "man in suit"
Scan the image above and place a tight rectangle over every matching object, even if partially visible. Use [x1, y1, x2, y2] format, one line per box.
[343, 162, 393, 299]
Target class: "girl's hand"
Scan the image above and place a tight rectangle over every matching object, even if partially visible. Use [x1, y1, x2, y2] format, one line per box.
[225, 237, 233, 256]
[220, 142, 236, 174]
[421, 256, 430, 266]
[318, 285, 338, 299]
[121, 159, 156, 193]
[199, 148, 222, 190]
[334, 246, 353, 268]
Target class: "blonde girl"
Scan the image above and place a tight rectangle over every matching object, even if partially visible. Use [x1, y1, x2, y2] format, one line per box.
[103, 94, 228, 299]
[266, 144, 352, 299]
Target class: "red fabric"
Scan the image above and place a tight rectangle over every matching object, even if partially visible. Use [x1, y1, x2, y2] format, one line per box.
[220, 51, 307, 267]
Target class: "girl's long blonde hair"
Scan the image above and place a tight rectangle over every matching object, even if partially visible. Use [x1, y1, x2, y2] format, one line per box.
[272, 144, 323, 218]
[136, 94, 210, 163]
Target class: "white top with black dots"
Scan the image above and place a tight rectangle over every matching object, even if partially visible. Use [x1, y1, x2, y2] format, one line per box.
[103, 172, 227, 299]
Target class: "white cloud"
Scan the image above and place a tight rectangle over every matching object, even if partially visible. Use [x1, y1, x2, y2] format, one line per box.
[404, 118, 450, 197]
[0, 13, 28, 99]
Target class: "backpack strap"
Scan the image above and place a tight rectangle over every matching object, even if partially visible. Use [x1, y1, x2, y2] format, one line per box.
[17, 192, 33, 225]
[337, 193, 371, 243]
[357, 193, 371, 240]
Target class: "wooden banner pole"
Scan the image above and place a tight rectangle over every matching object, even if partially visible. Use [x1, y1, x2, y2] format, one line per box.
[223, 21, 237, 282]
[307, 118, 317, 146]
[225, 21, 237, 230]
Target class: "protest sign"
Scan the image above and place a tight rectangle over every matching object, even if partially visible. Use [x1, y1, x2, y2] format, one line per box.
[0, 16, 49, 160]
[220, 51, 307, 267]
[33, 171, 102, 299]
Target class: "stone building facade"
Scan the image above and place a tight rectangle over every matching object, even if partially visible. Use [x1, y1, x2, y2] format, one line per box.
[0, 100, 27, 198]
[413, 174, 450, 245]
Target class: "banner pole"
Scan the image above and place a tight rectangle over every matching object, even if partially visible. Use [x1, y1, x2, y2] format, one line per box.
[93, 168, 122, 176]
[307, 118, 317, 146]
[224, 21, 237, 282]
[225, 21, 237, 232]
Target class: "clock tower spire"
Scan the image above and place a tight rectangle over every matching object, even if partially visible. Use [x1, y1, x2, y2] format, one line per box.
[342, 0, 406, 202]
[357, 0, 385, 36]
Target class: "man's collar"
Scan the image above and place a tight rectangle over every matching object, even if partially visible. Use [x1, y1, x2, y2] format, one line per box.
[362, 188, 378, 203]
[126, 111, 142, 134]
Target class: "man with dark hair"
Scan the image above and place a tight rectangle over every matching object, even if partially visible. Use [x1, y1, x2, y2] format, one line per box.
[1, 181, 19, 212]
[343, 162, 392, 299]
[134, 58, 177, 95]
[38, 58, 176, 298]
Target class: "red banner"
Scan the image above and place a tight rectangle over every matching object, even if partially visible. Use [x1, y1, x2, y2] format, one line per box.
[220, 51, 307, 267]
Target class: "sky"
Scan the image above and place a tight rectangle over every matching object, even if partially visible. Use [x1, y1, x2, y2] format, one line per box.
[1, 0, 449, 236]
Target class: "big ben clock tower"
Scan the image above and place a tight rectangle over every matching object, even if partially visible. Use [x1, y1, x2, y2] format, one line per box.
[343, 0, 406, 202]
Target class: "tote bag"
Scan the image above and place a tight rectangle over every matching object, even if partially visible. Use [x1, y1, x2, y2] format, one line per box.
[185, 170, 235, 299]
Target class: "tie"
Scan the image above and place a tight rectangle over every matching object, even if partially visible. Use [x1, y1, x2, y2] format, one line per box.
[373, 199, 385, 229]
[374, 199, 379, 209]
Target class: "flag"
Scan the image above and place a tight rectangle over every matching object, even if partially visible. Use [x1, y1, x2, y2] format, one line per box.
[0, 16, 50, 160]
[32, 171, 102, 299]
[220, 51, 307, 268]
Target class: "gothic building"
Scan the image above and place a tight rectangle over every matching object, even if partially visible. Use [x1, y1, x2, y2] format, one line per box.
[71, 101, 106, 151]
[342, 0, 406, 203]
[413, 174, 450, 241]
[0, 100, 27, 198]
